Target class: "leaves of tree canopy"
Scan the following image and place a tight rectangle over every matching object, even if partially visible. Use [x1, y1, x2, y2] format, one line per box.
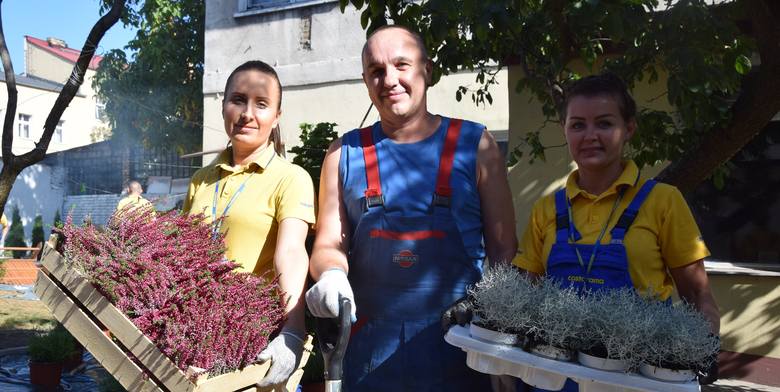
[93, 0, 204, 153]
[338, 0, 780, 192]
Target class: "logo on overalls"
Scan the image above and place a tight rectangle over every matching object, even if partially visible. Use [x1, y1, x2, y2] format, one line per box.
[393, 250, 418, 268]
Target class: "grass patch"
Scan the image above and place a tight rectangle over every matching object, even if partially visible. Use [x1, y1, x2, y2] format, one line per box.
[0, 298, 56, 331]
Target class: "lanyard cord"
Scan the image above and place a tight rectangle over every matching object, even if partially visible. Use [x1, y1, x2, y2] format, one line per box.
[211, 170, 256, 238]
[567, 188, 626, 274]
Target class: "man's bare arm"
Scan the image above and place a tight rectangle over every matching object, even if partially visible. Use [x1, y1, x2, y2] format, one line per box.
[310, 139, 351, 280]
[476, 129, 517, 264]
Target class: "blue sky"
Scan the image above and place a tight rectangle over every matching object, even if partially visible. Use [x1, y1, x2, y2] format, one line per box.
[1, 0, 137, 73]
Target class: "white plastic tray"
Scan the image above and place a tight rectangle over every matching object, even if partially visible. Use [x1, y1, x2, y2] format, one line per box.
[445, 325, 700, 392]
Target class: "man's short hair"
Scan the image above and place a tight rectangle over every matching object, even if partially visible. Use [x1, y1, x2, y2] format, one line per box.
[361, 24, 429, 62]
[126, 180, 143, 194]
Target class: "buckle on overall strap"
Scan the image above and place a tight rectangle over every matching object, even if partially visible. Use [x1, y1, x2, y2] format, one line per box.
[433, 187, 452, 207]
[364, 189, 384, 209]
[556, 214, 569, 230]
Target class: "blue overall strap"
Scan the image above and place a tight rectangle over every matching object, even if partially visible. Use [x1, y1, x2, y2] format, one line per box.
[554, 189, 583, 243]
[554, 189, 570, 243]
[610, 179, 657, 243]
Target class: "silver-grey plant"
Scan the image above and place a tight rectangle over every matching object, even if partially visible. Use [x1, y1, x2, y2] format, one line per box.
[468, 263, 539, 333]
[577, 288, 647, 363]
[635, 300, 720, 371]
[530, 278, 585, 350]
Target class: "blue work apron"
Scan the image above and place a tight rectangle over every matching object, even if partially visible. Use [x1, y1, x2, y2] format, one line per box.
[528, 179, 657, 392]
[343, 119, 490, 391]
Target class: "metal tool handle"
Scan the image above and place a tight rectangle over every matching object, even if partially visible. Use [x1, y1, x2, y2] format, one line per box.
[315, 296, 352, 385]
[324, 380, 343, 392]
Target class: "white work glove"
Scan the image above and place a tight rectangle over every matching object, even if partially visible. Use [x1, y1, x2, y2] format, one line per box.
[256, 331, 305, 390]
[305, 268, 356, 321]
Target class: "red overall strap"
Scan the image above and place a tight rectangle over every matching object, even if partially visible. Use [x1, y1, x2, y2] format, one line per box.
[360, 127, 383, 204]
[434, 118, 463, 200]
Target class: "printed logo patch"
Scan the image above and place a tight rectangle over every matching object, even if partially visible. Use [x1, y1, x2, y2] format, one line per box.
[393, 250, 418, 268]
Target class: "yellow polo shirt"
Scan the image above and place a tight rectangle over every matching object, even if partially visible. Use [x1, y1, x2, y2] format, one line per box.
[1, 213, 7, 228]
[513, 160, 709, 300]
[183, 146, 315, 276]
[117, 195, 153, 212]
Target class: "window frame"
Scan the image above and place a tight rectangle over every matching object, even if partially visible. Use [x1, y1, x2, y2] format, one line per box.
[17, 113, 30, 139]
[55, 120, 64, 144]
[235, 0, 336, 17]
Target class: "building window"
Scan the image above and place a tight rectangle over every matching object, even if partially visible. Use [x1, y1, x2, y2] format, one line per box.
[95, 98, 107, 121]
[249, 0, 314, 8]
[237, 0, 335, 16]
[55, 121, 64, 143]
[17, 114, 30, 139]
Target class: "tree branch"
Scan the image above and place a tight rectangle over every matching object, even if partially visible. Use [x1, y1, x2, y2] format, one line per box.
[15, 0, 125, 168]
[657, 0, 780, 193]
[0, 0, 18, 163]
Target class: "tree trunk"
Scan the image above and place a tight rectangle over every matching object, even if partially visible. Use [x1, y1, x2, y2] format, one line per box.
[0, 0, 125, 217]
[0, 164, 21, 216]
[657, 0, 780, 194]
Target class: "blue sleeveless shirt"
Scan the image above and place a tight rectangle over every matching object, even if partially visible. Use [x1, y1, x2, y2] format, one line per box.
[339, 117, 486, 261]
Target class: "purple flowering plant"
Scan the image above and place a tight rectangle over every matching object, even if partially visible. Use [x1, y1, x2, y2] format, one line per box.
[58, 209, 285, 375]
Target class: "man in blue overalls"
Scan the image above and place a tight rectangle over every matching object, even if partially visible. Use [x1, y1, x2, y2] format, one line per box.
[306, 25, 518, 391]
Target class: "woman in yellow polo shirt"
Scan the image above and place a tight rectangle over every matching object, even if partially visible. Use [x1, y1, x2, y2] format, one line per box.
[183, 60, 315, 389]
[513, 73, 719, 389]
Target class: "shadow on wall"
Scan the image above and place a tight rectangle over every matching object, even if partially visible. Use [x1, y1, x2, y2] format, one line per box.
[508, 146, 573, 233]
[711, 275, 780, 359]
[1, 162, 66, 243]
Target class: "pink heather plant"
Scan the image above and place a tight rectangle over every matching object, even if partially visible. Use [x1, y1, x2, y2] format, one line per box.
[58, 209, 285, 375]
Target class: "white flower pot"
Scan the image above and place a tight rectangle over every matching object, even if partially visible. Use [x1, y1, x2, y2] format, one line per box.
[577, 351, 630, 372]
[639, 363, 696, 382]
[521, 366, 568, 391]
[469, 322, 520, 345]
[530, 343, 574, 362]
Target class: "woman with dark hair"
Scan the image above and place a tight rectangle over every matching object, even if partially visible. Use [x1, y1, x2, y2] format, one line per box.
[514, 73, 719, 390]
[183, 60, 315, 389]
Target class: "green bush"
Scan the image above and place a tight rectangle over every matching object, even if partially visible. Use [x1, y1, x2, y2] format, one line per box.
[53, 210, 62, 229]
[289, 122, 338, 191]
[28, 328, 77, 363]
[5, 206, 27, 258]
[32, 215, 44, 249]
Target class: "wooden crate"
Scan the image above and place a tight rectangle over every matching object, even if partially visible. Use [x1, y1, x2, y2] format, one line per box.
[35, 238, 312, 392]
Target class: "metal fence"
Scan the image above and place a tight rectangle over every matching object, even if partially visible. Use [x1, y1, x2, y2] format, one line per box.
[45, 140, 201, 195]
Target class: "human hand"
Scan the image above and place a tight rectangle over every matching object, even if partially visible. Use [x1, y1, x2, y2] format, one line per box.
[698, 336, 720, 385]
[305, 268, 356, 321]
[256, 331, 305, 390]
[441, 295, 474, 331]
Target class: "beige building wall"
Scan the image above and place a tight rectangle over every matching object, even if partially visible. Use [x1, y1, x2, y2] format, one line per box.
[25, 39, 99, 97]
[709, 274, 780, 359]
[0, 81, 101, 156]
[0, 38, 109, 156]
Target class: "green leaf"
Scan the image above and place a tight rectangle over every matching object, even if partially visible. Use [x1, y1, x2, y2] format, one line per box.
[734, 55, 751, 75]
[360, 9, 370, 29]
